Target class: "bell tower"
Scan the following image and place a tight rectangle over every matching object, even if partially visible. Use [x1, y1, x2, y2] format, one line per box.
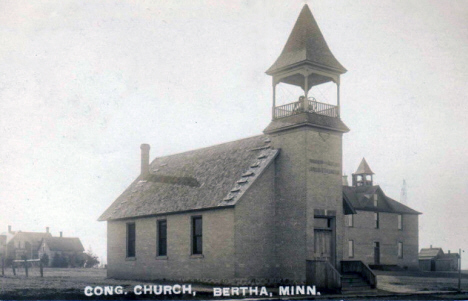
[264, 4, 349, 133]
[265, 5, 349, 283]
[352, 158, 374, 187]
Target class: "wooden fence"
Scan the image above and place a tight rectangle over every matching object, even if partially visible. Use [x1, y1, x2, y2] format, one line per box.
[1, 257, 44, 278]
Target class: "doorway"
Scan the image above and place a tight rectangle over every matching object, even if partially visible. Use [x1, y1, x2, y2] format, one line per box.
[314, 217, 335, 266]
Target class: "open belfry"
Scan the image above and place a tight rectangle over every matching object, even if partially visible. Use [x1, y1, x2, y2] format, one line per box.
[100, 4, 420, 291]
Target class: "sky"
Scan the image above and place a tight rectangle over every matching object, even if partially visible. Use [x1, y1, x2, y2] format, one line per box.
[1, 0, 468, 267]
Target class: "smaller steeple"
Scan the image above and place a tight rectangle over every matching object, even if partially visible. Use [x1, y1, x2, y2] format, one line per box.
[352, 158, 374, 186]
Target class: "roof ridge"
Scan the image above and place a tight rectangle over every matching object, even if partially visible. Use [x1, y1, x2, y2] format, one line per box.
[149, 134, 266, 163]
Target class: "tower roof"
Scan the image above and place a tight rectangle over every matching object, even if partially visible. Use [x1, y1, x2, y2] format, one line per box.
[266, 4, 346, 75]
[355, 158, 374, 175]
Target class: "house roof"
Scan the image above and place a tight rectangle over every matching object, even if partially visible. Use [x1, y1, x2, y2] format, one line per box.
[343, 185, 421, 215]
[99, 135, 279, 221]
[440, 253, 460, 259]
[355, 158, 374, 175]
[43, 237, 84, 252]
[9, 232, 52, 245]
[419, 247, 444, 260]
[266, 5, 346, 75]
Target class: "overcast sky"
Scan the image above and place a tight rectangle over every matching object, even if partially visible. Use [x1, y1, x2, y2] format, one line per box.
[1, 0, 468, 267]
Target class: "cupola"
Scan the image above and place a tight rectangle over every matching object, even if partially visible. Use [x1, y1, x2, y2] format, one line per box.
[264, 4, 349, 134]
[352, 158, 374, 186]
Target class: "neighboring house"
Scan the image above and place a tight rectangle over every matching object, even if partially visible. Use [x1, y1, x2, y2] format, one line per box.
[38, 235, 85, 267]
[6, 228, 52, 260]
[343, 159, 421, 269]
[99, 5, 422, 289]
[419, 247, 459, 271]
[0, 234, 6, 258]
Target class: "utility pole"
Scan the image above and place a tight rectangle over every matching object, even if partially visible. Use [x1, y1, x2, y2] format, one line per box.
[458, 248, 465, 292]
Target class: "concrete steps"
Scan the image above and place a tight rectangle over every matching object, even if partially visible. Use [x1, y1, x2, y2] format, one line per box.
[341, 272, 373, 292]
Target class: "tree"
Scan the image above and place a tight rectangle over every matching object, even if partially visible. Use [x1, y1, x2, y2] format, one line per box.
[51, 253, 68, 268]
[84, 249, 100, 268]
[41, 253, 49, 266]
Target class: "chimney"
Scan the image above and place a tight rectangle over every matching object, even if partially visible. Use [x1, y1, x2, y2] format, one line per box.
[430, 245, 433, 249]
[46, 227, 49, 233]
[140, 144, 150, 175]
[60, 231, 63, 238]
[448, 250, 451, 254]
[8, 225, 12, 233]
[342, 175, 349, 186]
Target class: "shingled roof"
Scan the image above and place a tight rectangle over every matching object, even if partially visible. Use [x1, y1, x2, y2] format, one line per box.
[343, 185, 421, 215]
[99, 135, 279, 221]
[9, 232, 52, 248]
[419, 247, 443, 260]
[266, 4, 346, 75]
[355, 158, 374, 175]
[43, 237, 84, 253]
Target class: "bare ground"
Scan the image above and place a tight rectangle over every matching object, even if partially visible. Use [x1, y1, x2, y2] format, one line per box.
[1, 268, 468, 300]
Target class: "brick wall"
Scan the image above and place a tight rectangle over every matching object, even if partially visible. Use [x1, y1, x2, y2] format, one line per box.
[234, 163, 277, 279]
[343, 210, 419, 268]
[269, 126, 345, 282]
[305, 130, 344, 267]
[270, 128, 308, 281]
[107, 207, 236, 281]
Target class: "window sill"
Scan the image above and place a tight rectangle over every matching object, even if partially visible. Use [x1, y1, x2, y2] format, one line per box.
[190, 254, 204, 259]
[156, 256, 168, 260]
[125, 257, 136, 261]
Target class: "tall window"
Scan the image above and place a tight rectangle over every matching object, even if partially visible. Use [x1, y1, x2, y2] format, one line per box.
[373, 194, 378, 207]
[157, 220, 167, 256]
[192, 216, 203, 255]
[398, 242, 403, 258]
[348, 240, 354, 258]
[374, 212, 379, 229]
[347, 214, 354, 227]
[126, 223, 136, 258]
[398, 215, 403, 230]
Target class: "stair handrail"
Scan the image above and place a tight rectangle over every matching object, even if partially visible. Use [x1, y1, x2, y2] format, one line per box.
[341, 260, 377, 288]
[360, 261, 377, 288]
[323, 260, 342, 291]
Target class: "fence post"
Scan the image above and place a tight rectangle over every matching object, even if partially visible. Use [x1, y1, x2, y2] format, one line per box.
[40, 260, 43, 277]
[24, 259, 28, 277]
[12, 262, 16, 276]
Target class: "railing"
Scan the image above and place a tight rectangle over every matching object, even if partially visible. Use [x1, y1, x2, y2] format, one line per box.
[306, 260, 342, 292]
[341, 260, 377, 288]
[273, 98, 339, 119]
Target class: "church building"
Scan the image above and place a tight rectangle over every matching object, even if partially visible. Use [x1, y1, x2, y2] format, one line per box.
[99, 5, 420, 291]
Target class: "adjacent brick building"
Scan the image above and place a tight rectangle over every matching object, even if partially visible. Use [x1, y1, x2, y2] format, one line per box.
[343, 159, 420, 269]
[99, 5, 421, 289]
